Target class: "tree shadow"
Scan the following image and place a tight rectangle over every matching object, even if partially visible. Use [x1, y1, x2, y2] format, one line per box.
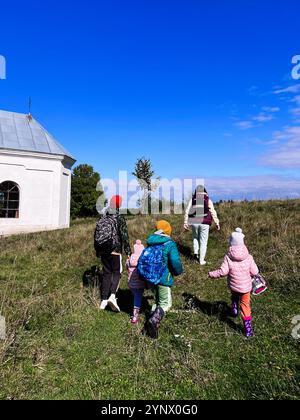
[182, 293, 244, 333]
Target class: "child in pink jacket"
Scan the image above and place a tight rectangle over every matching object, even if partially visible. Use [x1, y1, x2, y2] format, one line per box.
[209, 228, 259, 337]
[126, 240, 145, 324]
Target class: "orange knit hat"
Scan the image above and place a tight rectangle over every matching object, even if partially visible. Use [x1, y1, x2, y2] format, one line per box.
[156, 220, 172, 236]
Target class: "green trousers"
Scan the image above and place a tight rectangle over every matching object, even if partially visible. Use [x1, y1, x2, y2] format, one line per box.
[152, 285, 172, 313]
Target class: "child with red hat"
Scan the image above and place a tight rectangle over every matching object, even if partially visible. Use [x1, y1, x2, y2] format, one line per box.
[95, 195, 131, 312]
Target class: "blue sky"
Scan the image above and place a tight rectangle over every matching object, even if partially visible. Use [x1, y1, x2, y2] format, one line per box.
[0, 0, 300, 199]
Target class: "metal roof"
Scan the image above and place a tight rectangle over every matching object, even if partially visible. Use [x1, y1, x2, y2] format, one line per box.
[0, 110, 75, 161]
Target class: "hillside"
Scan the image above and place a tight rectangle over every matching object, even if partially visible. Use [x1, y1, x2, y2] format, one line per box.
[0, 200, 299, 400]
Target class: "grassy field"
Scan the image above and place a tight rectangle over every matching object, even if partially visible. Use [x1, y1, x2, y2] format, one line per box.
[0, 200, 300, 400]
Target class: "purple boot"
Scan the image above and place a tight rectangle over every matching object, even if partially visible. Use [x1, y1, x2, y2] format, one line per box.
[231, 295, 239, 318]
[147, 307, 165, 339]
[243, 318, 254, 338]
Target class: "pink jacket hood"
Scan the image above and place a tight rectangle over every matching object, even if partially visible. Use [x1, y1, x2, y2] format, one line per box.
[228, 246, 249, 262]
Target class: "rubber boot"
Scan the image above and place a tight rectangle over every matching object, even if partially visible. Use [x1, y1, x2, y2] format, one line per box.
[244, 319, 254, 338]
[131, 308, 140, 325]
[231, 295, 239, 318]
[147, 307, 165, 339]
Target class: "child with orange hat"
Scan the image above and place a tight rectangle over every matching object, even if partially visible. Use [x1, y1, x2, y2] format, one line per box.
[138, 220, 183, 339]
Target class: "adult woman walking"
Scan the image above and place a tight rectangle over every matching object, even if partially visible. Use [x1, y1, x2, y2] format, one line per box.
[184, 186, 220, 265]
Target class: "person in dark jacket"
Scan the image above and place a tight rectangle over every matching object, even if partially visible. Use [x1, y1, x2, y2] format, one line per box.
[145, 220, 183, 339]
[99, 195, 131, 312]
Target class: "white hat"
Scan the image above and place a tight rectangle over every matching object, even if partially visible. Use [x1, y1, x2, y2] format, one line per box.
[230, 228, 245, 247]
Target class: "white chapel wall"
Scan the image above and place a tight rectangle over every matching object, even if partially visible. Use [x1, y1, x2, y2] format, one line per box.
[0, 151, 71, 236]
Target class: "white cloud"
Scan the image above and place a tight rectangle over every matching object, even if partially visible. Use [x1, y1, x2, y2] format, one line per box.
[262, 106, 280, 113]
[274, 84, 300, 95]
[260, 126, 300, 168]
[205, 175, 300, 200]
[235, 106, 279, 129]
[235, 121, 254, 130]
[163, 175, 300, 202]
[291, 96, 300, 120]
[248, 86, 259, 96]
[253, 113, 274, 123]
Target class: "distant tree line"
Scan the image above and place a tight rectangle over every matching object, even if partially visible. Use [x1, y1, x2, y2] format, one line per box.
[71, 158, 160, 219]
[73, 159, 248, 218]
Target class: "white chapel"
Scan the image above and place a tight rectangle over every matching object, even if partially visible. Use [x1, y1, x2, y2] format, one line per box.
[0, 110, 76, 236]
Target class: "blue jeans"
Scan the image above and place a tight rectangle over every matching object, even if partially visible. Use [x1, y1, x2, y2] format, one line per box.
[130, 288, 144, 310]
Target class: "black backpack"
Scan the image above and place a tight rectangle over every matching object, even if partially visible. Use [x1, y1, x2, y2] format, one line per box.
[94, 214, 119, 255]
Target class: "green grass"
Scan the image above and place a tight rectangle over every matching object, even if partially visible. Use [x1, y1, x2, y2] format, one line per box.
[0, 200, 300, 400]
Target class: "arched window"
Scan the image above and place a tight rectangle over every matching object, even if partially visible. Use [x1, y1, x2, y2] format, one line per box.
[0, 181, 20, 219]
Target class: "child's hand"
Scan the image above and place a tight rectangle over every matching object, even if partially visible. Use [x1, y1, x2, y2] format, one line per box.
[183, 224, 190, 231]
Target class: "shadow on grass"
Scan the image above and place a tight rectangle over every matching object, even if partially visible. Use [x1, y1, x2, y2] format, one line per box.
[177, 242, 194, 261]
[82, 266, 153, 316]
[182, 293, 243, 333]
[117, 289, 153, 316]
[82, 265, 102, 288]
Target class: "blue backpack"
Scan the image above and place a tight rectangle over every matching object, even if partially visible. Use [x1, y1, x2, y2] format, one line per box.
[138, 243, 169, 285]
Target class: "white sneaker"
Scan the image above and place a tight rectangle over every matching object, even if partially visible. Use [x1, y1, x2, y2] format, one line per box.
[99, 300, 108, 310]
[200, 261, 207, 266]
[108, 295, 120, 312]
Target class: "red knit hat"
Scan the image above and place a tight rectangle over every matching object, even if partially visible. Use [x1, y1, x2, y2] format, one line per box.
[110, 195, 123, 209]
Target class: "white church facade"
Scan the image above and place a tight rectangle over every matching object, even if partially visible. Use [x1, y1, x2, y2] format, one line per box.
[0, 110, 76, 236]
